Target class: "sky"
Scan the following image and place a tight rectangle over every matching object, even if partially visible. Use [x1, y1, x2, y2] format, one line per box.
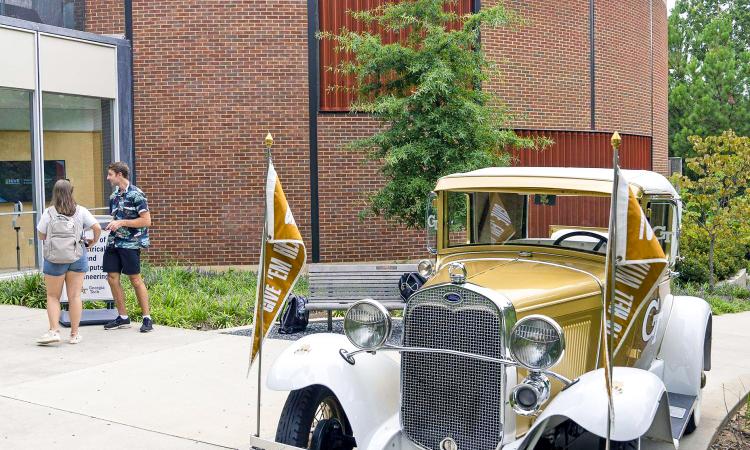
[667, 0, 676, 12]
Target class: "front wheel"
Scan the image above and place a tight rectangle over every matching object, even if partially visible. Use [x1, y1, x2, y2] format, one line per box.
[275, 385, 355, 450]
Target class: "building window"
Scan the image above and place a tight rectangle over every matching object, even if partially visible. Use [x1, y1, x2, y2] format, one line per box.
[318, 0, 473, 112]
[0, 0, 85, 31]
[42, 92, 114, 213]
[0, 87, 36, 273]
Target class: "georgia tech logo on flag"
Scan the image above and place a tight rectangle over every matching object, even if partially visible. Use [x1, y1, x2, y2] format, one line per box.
[603, 170, 668, 366]
[251, 162, 306, 364]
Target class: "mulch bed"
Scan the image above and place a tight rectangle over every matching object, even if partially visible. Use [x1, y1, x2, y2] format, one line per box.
[711, 400, 750, 449]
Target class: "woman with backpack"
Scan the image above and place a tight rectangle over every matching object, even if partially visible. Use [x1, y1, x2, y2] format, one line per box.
[35, 179, 101, 345]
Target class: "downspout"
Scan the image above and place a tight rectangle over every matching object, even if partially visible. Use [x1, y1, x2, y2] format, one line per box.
[308, 0, 320, 262]
[124, 0, 136, 182]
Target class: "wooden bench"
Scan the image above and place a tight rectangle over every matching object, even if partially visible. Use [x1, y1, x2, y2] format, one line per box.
[307, 263, 418, 331]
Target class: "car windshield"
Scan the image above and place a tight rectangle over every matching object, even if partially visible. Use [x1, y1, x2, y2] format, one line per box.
[445, 191, 612, 253]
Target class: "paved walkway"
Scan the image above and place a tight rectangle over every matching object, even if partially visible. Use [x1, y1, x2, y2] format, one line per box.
[1, 305, 749, 449]
[0, 305, 288, 449]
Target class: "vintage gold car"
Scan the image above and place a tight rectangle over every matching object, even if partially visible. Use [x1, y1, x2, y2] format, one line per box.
[249, 167, 712, 450]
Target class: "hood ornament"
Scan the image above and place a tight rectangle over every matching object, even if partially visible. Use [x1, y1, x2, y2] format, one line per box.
[448, 262, 467, 284]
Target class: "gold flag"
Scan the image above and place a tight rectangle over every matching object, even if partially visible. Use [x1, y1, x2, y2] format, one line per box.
[601, 168, 668, 387]
[250, 161, 306, 364]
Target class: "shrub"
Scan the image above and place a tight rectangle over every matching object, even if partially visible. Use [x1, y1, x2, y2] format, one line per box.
[0, 265, 310, 330]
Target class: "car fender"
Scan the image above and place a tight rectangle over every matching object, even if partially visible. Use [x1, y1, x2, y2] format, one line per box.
[657, 295, 711, 396]
[512, 367, 675, 448]
[267, 333, 400, 449]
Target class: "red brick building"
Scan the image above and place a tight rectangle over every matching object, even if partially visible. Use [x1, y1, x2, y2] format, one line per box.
[83, 0, 668, 266]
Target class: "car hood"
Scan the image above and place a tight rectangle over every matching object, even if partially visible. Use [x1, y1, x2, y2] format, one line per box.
[424, 255, 605, 311]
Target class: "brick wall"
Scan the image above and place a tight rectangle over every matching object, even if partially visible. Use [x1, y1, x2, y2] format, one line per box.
[83, 0, 669, 265]
[317, 114, 424, 262]
[652, 0, 669, 175]
[484, 0, 591, 130]
[595, 0, 652, 136]
[84, 0, 124, 36]
[111, 1, 309, 265]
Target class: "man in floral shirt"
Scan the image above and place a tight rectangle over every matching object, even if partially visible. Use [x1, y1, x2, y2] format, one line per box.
[102, 162, 154, 332]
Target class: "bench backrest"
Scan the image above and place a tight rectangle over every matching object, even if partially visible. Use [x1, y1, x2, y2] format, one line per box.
[308, 263, 418, 303]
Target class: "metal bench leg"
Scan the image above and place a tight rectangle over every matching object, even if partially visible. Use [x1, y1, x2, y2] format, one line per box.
[328, 311, 333, 331]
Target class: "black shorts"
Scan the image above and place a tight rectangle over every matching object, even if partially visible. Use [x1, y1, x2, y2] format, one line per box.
[103, 247, 141, 275]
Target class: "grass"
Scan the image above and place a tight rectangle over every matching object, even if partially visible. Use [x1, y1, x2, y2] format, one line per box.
[0, 264, 310, 330]
[672, 281, 750, 315]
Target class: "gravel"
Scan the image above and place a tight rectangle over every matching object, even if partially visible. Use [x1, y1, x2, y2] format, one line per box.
[223, 318, 404, 345]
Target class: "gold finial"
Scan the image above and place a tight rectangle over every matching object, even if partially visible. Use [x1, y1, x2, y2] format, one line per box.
[611, 131, 621, 150]
[264, 133, 274, 148]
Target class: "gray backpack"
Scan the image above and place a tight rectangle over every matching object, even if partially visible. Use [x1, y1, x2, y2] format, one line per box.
[43, 207, 84, 264]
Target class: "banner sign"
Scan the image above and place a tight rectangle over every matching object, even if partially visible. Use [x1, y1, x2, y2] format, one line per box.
[61, 228, 113, 302]
[601, 168, 668, 395]
[249, 161, 306, 364]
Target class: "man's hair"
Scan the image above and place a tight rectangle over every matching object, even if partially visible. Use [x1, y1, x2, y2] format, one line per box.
[108, 161, 130, 179]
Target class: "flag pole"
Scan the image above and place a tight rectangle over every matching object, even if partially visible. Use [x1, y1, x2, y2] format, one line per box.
[606, 131, 622, 450]
[254, 132, 274, 438]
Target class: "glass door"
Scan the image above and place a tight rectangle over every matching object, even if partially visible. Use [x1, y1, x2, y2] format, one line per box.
[0, 87, 38, 274]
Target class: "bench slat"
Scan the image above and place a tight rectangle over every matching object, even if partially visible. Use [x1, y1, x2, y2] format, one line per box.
[307, 302, 406, 311]
[306, 263, 417, 309]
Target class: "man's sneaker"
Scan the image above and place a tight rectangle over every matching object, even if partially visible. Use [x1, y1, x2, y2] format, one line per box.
[36, 330, 61, 345]
[69, 333, 83, 344]
[104, 316, 131, 330]
[140, 317, 154, 333]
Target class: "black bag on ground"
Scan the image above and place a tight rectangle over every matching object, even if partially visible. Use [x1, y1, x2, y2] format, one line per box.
[278, 294, 309, 334]
[399, 272, 426, 301]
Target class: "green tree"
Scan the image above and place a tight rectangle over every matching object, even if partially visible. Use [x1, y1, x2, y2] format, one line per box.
[674, 130, 750, 288]
[669, 1, 750, 159]
[319, 0, 544, 228]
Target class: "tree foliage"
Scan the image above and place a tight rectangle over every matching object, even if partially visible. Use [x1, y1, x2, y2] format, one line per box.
[669, 0, 750, 159]
[674, 130, 750, 287]
[319, 0, 544, 228]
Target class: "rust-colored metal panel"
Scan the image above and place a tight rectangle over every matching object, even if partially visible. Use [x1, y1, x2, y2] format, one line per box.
[512, 130, 651, 170]
[511, 130, 652, 237]
[319, 0, 473, 112]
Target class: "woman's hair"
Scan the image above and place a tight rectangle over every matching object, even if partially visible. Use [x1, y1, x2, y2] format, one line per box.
[51, 179, 77, 216]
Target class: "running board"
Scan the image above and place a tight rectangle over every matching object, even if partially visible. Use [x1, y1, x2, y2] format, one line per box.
[667, 392, 697, 440]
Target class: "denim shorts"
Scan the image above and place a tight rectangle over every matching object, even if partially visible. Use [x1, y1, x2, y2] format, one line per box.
[43, 251, 89, 277]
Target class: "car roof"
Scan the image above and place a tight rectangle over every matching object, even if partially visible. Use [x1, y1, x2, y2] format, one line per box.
[435, 167, 679, 198]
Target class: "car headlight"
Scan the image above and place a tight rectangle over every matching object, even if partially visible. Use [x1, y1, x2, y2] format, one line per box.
[344, 300, 392, 350]
[417, 259, 435, 278]
[509, 315, 565, 370]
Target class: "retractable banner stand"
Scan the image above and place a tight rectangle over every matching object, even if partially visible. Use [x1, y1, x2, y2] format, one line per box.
[60, 217, 117, 326]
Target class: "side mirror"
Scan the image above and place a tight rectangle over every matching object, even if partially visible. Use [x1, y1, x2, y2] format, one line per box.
[426, 191, 437, 255]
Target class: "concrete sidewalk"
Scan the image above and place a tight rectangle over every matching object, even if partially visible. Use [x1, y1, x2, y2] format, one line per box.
[0, 305, 289, 449]
[663, 310, 750, 450]
[1, 304, 749, 449]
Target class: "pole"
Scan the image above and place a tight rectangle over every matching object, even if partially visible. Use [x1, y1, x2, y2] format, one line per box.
[15, 227, 21, 271]
[255, 133, 274, 438]
[606, 131, 622, 450]
[13, 201, 22, 271]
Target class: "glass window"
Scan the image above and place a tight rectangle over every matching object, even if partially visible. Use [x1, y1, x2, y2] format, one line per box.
[0, 87, 37, 273]
[42, 92, 113, 214]
[647, 201, 676, 256]
[445, 190, 611, 254]
[0, 0, 85, 31]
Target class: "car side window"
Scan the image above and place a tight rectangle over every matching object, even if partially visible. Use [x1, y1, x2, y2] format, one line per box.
[647, 201, 676, 259]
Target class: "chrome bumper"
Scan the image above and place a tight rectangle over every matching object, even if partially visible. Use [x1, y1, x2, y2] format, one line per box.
[249, 435, 305, 450]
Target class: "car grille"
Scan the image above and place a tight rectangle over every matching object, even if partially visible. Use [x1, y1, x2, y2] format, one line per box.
[401, 284, 506, 450]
